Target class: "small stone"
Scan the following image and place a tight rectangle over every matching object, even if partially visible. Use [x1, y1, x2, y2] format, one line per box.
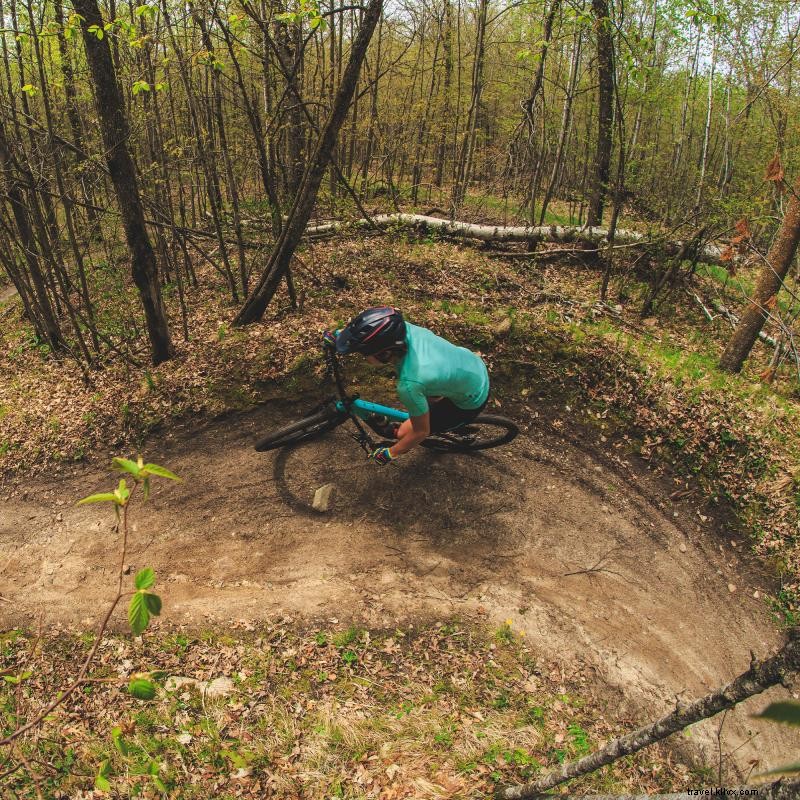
[165, 676, 204, 693]
[56, 512, 63, 522]
[313, 483, 336, 512]
[642, 317, 658, 327]
[123, 564, 132, 575]
[601, 504, 610, 513]
[205, 676, 235, 698]
[753, 591, 760, 599]
[728, 583, 736, 593]
[176, 732, 192, 745]
[493, 317, 512, 337]
[679, 543, 687, 553]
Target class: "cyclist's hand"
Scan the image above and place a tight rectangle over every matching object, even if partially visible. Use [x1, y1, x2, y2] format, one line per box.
[369, 446, 395, 466]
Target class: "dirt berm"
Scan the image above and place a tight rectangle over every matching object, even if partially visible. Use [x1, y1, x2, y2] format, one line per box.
[1, 402, 798, 780]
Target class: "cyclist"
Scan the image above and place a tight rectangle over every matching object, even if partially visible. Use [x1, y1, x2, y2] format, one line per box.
[324, 306, 489, 465]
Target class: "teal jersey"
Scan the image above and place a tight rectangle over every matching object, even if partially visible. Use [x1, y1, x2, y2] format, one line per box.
[396, 323, 490, 417]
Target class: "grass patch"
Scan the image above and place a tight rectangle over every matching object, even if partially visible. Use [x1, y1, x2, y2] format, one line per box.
[1, 620, 687, 798]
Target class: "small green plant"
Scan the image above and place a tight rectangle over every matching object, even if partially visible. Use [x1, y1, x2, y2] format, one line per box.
[332, 626, 360, 648]
[753, 701, 800, 775]
[567, 722, 591, 755]
[1, 456, 181, 793]
[495, 620, 515, 644]
[524, 705, 546, 726]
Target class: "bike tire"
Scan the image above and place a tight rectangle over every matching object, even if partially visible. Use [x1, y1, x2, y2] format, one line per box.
[420, 414, 519, 453]
[254, 407, 346, 452]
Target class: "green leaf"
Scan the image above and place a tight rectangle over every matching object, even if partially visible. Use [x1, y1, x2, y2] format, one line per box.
[114, 479, 130, 505]
[759, 761, 800, 776]
[142, 463, 181, 481]
[144, 593, 162, 616]
[754, 701, 800, 727]
[128, 677, 156, 700]
[134, 567, 155, 590]
[77, 492, 119, 506]
[128, 592, 150, 635]
[95, 759, 111, 790]
[113, 457, 141, 479]
[111, 726, 128, 755]
[3, 671, 31, 684]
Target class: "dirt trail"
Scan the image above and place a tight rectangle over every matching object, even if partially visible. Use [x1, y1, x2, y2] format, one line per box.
[2, 403, 798, 778]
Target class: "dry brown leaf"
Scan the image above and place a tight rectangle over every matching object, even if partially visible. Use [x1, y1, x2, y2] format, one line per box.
[765, 153, 784, 184]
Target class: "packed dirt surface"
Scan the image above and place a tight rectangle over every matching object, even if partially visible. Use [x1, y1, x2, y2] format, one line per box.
[2, 401, 798, 780]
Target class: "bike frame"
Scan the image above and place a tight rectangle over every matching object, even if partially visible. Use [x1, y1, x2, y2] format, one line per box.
[334, 397, 409, 423]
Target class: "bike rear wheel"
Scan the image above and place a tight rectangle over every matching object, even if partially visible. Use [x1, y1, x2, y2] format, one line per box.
[420, 414, 519, 452]
[254, 406, 347, 452]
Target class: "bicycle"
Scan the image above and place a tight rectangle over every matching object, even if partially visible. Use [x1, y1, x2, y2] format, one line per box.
[254, 344, 519, 455]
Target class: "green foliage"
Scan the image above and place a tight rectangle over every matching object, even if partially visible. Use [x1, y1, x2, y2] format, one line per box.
[754, 700, 800, 727]
[128, 678, 156, 700]
[94, 758, 112, 790]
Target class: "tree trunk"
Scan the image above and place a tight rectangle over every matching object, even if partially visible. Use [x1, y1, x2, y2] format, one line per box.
[500, 629, 800, 799]
[0, 119, 64, 352]
[586, 0, 614, 227]
[233, 0, 383, 326]
[719, 169, 800, 372]
[73, 0, 173, 365]
[450, 0, 488, 215]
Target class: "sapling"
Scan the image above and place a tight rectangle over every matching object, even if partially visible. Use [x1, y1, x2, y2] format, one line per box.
[0, 456, 180, 794]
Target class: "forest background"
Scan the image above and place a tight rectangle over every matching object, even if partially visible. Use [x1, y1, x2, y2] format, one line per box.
[4, 0, 800, 795]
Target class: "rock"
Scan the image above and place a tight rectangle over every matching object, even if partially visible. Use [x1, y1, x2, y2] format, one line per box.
[205, 676, 235, 698]
[679, 543, 687, 553]
[165, 676, 204, 693]
[312, 483, 336, 513]
[56, 512, 63, 522]
[493, 317, 512, 337]
[176, 732, 192, 745]
[728, 583, 736, 593]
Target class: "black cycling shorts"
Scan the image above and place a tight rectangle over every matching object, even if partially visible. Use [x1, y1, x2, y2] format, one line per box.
[428, 397, 488, 433]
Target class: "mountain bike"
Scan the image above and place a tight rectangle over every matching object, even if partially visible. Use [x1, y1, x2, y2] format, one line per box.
[254, 345, 519, 455]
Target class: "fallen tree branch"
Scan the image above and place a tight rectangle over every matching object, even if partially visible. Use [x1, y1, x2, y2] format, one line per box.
[498, 629, 800, 799]
[556, 783, 800, 800]
[304, 213, 733, 266]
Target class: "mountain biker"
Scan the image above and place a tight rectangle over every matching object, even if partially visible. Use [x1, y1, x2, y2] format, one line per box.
[323, 306, 490, 465]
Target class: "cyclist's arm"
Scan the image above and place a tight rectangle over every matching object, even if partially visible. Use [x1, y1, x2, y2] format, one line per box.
[390, 413, 430, 456]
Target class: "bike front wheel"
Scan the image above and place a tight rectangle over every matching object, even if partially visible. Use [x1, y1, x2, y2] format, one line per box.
[254, 405, 347, 452]
[421, 414, 519, 453]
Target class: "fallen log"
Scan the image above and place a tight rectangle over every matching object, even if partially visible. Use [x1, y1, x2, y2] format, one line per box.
[304, 213, 731, 267]
[498, 629, 800, 800]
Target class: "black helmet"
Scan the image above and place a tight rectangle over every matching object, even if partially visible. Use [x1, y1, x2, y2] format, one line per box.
[336, 307, 406, 356]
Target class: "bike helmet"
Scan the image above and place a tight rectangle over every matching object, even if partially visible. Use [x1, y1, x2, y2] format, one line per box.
[335, 306, 406, 356]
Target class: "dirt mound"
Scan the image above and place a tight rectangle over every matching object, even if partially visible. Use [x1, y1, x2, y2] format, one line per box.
[1, 404, 797, 779]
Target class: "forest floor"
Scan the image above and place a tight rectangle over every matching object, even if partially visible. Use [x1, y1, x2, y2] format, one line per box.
[2, 391, 798, 794]
[3, 228, 800, 794]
